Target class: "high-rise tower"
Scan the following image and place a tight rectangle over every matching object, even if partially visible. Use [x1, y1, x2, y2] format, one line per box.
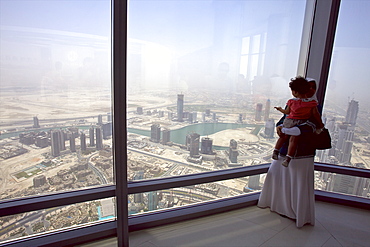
[33, 116, 40, 128]
[89, 127, 95, 146]
[345, 99, 359, 125]
[255, 103, 263, 121]
[96, 127, 103, 150]
[186, 133, 200, 157]
[162, 128, 171, 144]
[80, 132, 87, 151]
[51, 130, 61, 157]
[200, 137, 213, 154]
[335, 124, 354, 164]
[177, 94, 184, 122]
[70, 136, 76, 152]
[150, 124, 161, 143]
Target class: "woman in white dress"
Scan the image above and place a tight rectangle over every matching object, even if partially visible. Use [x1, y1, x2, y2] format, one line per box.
[258, 78, 319, 228]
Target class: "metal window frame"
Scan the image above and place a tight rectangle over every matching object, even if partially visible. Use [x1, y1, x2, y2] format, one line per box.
[2, 0, 370, 246]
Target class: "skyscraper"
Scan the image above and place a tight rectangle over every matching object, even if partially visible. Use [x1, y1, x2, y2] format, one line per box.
[255, 103, 263, 121]
[186, 133, 200, 157]
[229, 139, 238, 163]
[150, 124, 161, 143]
[58, 130, 66, 151]
[80, 132, 87, 151]
[200, 137, 213, 154]
[70, 136, 76, 152]
[51, 130, 61, 157]
[335, 124, 354, 164]
[177, 94, 184, 122]
[162, 128, 171, 144]
[264, 118, 275, 138]
[89, 127, 95, 146]
[264, 99, 271, 120]
[102, 122, 112, 139]
[345, 99, 359, 125]
[33, 116, 40, 128]
[98, 115, 103, 125]
[96, 127, 103, 150]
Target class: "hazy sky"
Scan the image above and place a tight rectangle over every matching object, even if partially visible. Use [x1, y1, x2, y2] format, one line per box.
[0, 0, 369, 106]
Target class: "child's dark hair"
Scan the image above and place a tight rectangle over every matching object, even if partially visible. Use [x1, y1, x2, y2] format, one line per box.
[289, 76, 310, 95]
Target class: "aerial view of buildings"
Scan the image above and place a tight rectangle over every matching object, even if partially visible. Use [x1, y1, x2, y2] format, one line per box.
[1, 0, 369, 243]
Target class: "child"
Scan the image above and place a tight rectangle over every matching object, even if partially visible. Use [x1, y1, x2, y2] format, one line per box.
[273, 77, 324, 167]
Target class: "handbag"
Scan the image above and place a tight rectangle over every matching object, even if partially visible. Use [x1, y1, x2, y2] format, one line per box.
[314, 128, 332, 150]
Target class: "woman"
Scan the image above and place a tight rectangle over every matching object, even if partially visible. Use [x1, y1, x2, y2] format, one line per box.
[258, 78, 319, 228]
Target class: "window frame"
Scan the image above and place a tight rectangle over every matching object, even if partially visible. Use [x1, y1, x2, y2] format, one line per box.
[1, 1, 370, 247]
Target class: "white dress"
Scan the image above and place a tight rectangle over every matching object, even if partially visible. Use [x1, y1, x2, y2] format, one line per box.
[258, 156, 315, 227]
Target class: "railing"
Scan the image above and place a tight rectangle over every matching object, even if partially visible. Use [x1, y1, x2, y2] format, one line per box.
[0, 163, 369, 246]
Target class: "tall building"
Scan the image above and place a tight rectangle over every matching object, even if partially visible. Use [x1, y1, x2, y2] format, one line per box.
[186, 133, 200, 157]
[98, 115, 103, 125]
[345, 100, 359, 125]
[70, 136, 76, 152]
[229, 139, 238, 163]
[264, 119, 275, 138]
[255, 103, 263, 121]
[200, 137, 213, 154]
[212, 112, 217, 121]
[150, 124, 161, 143]
[102, 122, 112, 139]
[33, 175, 47, 188]
[147, 191, 159, 211]
[80, 132, 87, 151]
[177, 94, 184, 122]
[264, 99, 271, 120]
[33, 116, 40, 128]
[162, 128, 171, 144]
[96, 127, 103, 150]
[56, 130, 66, 151]
[107, 112, 112, 122]
[335, 124, 354, 164]
[51, 130, 61, 157]
[89, 127, 95, 146]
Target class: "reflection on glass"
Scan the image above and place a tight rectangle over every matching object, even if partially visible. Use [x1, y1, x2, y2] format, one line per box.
[0, 0, 112, 202]
[127, 0, 307, 181]
[318, 0, 370, 198]
[129, 176, 266, 215]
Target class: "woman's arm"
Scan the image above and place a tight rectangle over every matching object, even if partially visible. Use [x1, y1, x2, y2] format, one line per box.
[312, 107, 324, 129]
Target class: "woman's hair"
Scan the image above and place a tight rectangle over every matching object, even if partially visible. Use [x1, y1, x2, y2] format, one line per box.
[289, 76, 310, 95]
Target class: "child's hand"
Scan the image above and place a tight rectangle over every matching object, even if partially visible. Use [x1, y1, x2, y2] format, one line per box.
[274, 106, 283, 111]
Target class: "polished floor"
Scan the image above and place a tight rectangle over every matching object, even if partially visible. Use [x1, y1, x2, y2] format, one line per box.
[78, 201, 370, 247]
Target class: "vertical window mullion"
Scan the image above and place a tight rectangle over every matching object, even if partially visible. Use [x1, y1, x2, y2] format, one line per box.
[305, 0, 341, 108]
[113, 0, 129, 246]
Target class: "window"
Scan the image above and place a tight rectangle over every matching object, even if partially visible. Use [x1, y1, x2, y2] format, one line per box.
[317, 0, 370, 198]
[0, 0, 112, 241]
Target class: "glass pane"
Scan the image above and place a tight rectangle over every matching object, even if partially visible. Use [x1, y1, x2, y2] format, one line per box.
[127, 0, 307, 181]
[322, 0, 370, 173]
[315, 171, 369, 198]
[0, 0, 112, 202]
[0, 198, 115, 243]
[129, 175, 266, 215]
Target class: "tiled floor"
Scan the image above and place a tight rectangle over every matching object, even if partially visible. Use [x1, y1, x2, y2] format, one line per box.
[78, 201, 370, 247]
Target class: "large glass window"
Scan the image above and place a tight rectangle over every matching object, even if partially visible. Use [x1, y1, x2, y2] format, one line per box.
[0, 0, 112, 215]
[127, 0, 307, 187]
[317, 0, 370, 198]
